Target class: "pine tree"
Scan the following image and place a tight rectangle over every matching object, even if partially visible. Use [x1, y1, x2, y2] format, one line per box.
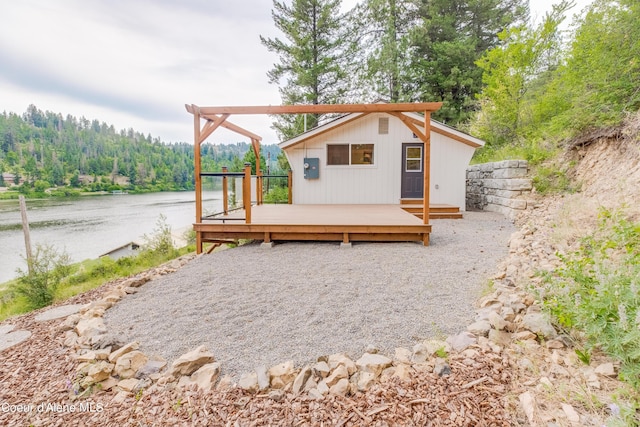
[353, 0, 417, 103]
[260, 0, 352, 140]
[411, 0, 528, 124]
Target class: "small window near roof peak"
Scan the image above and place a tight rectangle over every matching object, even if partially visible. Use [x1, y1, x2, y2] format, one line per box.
[378, 117, 389, 134]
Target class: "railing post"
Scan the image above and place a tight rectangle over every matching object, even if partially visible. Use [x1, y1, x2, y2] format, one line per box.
[243, 163, 252, 224]
[256, 172, 262, 206]
[222, 166, 228, 215]
[287, 169, 293, 204]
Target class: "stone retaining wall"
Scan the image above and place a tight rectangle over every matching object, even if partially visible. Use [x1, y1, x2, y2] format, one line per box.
[466, 160, 532, 219]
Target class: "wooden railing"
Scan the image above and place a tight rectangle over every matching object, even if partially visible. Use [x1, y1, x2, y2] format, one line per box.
[199, 164, 292, 224]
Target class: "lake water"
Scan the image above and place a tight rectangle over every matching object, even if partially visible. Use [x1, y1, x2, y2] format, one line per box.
[0, 192, 222, 284]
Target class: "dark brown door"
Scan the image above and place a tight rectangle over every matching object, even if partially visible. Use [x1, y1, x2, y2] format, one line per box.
[401, 143, 424, 199]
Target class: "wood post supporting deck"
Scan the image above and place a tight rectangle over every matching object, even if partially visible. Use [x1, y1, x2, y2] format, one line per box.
[243, 163, 252, 224]
[222, 166, 229, 215]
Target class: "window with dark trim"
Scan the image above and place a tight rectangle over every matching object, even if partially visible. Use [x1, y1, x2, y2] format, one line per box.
[327, 144, 349, 165]
[327, 144, 374, 165]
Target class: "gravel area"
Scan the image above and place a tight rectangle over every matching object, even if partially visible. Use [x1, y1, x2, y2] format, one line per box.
[104, 211, 514, 379]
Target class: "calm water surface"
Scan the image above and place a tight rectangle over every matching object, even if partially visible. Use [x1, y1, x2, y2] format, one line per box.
[0, 191, 222, 283]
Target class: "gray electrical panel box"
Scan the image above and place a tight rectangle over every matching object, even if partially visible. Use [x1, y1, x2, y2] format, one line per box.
[303, 158, 319, 179]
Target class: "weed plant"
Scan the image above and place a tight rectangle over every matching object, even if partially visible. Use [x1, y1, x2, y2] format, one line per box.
[542, 209, 640, 391]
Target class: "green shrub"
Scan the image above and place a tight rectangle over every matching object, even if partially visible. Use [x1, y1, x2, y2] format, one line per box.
[142, 214, 177, 257]
[13, 244, 71, 309]
[541, 209, 640, 390]
[263, 186, 289, 203]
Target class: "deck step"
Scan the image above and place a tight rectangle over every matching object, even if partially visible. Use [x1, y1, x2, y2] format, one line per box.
[411, 212, 464, 220]
[400, 202, 462, 220]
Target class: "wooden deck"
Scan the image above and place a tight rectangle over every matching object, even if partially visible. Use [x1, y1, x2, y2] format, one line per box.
[194, 204, 433, 246]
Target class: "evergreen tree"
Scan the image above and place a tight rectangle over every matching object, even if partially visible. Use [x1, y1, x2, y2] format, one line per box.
[411, 0, 528, 124]
[260, 0, 352, 140]
[352, 0, 418, 102]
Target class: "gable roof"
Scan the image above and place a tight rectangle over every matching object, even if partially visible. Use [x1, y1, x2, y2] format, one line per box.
[278, 111, 485, 149]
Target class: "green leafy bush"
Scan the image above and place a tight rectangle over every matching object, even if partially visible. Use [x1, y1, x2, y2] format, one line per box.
[542, 209, 640, 389]
[13, 244, 71, 309]
[142, 214, 177, 257]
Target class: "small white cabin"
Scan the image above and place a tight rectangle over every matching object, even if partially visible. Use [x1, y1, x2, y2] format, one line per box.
[279, 112, 485, 210]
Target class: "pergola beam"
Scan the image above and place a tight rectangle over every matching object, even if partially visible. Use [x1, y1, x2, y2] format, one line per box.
[192, 102, 442, 115]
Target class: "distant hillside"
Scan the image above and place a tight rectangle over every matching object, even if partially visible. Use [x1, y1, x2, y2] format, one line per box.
[0, 105, 283, 196]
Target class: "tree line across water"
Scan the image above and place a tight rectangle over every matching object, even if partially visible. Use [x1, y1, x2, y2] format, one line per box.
[0, 107, 286, 198]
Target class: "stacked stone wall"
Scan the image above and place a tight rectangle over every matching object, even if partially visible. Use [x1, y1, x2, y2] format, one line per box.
[466, 160, 532, 219]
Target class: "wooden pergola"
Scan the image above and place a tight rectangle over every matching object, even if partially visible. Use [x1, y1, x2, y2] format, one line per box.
[185, 102, 442, 252]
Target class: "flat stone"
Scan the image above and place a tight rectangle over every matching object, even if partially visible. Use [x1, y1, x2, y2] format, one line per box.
[313, 361, 330, 378]
[433, 359, 451, 377]
[594, 362, 616, 377]
[256, 365, 270, 391]
[268, 360, 295, 389]
[392, 363, 412, 381]
[268, 389, 286, 401]
[292, 366, 311, 394]
[168, 345, 215, 377]
[238, 372, 259, 392]
[394, 347, 412, 364]
[561, 403, 580, 423]
[522, 313, 557, 339]
[108, 341, 140, 363]
[76, 317, 107, 338]
[117, 378, 142, 393]
[327, 353, 357, 375]
[329, 378, 349, 396]
[189, 362, 221, 391]
[355, 353, 392, 377]
[467, 320, 491, 337]
[446, 331, 477, 352]
[136, 359, 167, 378]
[0, 330, 32, 352]
[0, 324, 16, 335]
[519, 391, 536, 425]
[86, 361, 115, 383]
[356, 371, 376, 391]
[488, 329, 511, 346]
[114, 351, 148, 379]
[325, 364, 348, 388]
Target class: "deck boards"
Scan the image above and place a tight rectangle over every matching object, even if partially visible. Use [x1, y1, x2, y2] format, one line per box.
[194, 204, 434, 245]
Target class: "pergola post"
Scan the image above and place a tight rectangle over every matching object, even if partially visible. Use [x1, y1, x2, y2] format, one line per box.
[193, 109, 203, 254]
[423, 111, 431, 227]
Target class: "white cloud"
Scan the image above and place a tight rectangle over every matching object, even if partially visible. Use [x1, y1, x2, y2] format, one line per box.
[0, 0, 282, 144]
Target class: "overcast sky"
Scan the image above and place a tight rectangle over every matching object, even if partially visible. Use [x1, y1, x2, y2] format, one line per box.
[0, 0, 592, 145]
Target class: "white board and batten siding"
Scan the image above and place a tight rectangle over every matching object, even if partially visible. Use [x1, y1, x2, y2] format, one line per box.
[281, 112, 481, 210]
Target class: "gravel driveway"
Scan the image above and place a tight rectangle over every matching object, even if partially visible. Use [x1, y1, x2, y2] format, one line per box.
[104, 211, 514, 378]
